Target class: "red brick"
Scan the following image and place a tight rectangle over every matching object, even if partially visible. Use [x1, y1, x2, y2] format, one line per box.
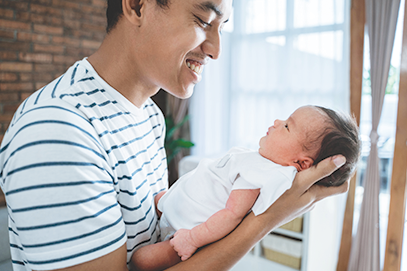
[17, 32, 50, 43]
[34, 63, 63, 72]
[70, 0, 92, 4]
[92, 0, 107, 8]
[0, 41, 31, 52]
[32, 72, 52, 82]
[20, 92, 34, 100]
[35, 82, 47, 89]
[62, 9, 83, 20]
[30, 4, 63, 17]
[31, 0, 52, 5]
[19, 73, 34, 82]
[52, 0, 81, 10]
[0, 29, 15, 40]
[0, 73, 18, 82]
[0, 191, 5, 207]
[0, 62, 33, 72]
[33, 24, 63, 35]
[50, 17, 63, 26]
[82, 22, 105, 33]
[0, 114, 13, 122]
[19, 52, 53, 63]
[81, 5, 104, 16]
[33, 44, 64, 54]
[30, 13, 46, 24]
[52, 36, 80, 47]
[63, 19, 81, 30]
[0, 93, 19, 102]
[16, 11, 30, 22]
[65, 46, 94, 58]
[0, 8, 14, 19]
[0, 1, 29, 11]
[81, 40, 101, 50]
[3, 104, 19, 114]
[53, 55, 77, 64]
[71, 29, 93, 39]
[0, 82, 33, 92]
[0, 51, 17, 61]
[91, 15, 106, 25]
[0, 19, 31, 31]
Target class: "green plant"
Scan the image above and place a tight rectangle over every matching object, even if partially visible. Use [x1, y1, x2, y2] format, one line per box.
[165, 114, 194, 164]
[362, 64, 400, 95]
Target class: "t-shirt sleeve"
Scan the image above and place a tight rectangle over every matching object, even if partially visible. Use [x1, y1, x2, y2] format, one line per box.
[0, 103, 126, 270]
[232, 168, 296, 216]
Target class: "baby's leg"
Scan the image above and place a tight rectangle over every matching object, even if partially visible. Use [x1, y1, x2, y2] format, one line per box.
[130, 240, 181, 271]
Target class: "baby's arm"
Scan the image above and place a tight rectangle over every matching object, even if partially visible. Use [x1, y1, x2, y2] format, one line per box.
[155, 191, 166, 218]
[170, 188, 260, 261]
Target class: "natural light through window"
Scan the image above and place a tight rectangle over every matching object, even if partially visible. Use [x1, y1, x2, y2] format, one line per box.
[294, 31, 343, 61]
[293, 0, 345, 27]
[245, 0, 286, 33]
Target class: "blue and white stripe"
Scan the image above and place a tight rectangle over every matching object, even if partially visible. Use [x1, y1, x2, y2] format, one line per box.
[0, 58, 168, 270]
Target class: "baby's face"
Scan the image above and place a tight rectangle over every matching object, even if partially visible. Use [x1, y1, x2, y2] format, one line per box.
[258, 106, 326, 171]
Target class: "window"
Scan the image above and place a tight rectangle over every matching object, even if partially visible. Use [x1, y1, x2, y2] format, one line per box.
[191, 0, 351, 156]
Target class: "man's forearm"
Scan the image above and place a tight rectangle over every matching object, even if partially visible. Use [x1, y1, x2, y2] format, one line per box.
[166, 211, 274, 271]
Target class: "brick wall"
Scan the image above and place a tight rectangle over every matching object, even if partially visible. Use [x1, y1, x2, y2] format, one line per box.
[0, 0, 108, 206]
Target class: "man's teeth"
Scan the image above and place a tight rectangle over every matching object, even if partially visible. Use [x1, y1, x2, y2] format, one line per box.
[187, 61, 203, 75]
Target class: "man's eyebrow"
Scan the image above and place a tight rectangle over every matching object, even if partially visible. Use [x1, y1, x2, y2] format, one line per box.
[194, 1, 223, 17]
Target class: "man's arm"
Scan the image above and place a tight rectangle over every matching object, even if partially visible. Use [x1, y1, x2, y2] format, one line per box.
[166, 155, 348, 271]
[170, 188, 260, 260]
[34, 244, 128, 271]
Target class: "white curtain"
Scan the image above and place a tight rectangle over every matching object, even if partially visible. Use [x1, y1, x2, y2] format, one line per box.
[191, 0, 351, 157]
[189, 1, 351, 268]
[347, 0, 401, 270]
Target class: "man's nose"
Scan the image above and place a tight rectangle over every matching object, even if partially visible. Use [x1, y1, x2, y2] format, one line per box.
[202, 30, 221, 60]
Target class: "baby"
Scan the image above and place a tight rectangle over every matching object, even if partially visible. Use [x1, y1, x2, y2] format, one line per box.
[130, 105, 361, 271]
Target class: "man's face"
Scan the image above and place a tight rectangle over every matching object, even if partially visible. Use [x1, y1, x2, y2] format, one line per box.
[258, 106, 326, 170]
[136, 0, 232, 99]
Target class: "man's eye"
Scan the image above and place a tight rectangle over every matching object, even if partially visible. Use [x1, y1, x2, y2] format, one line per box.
[195, 15, 211, 28]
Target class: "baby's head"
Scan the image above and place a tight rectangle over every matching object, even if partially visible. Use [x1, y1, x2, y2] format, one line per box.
[259, 105, 361, 186]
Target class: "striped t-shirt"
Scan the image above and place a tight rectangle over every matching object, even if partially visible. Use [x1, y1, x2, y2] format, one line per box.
[0, 58, 168, 270]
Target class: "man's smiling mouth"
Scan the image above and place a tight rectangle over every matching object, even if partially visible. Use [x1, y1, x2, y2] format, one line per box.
[186, 60, 203, 75]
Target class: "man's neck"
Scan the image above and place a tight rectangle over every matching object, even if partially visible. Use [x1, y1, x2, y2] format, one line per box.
[87, 29, 160, 108]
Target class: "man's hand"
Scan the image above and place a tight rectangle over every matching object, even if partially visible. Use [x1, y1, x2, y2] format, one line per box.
[264, 155, 348, 228]
[170, 229, 199, 261]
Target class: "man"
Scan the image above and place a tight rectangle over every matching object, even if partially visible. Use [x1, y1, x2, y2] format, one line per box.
[0, 0, 349, 270]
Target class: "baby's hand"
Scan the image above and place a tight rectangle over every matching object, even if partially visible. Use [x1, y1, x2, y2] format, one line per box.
[170, 229, 198, 261]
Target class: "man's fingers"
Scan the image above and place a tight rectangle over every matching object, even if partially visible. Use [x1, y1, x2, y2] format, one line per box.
[309, 177, 350, 202]
[297, 155, 346, 189]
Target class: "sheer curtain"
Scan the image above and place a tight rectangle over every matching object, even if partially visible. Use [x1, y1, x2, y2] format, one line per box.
[190, 1, 350, 267]
[191, 0, 351, 157]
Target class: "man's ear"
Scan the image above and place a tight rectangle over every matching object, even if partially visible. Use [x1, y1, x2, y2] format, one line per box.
[122, 0, 146, 26]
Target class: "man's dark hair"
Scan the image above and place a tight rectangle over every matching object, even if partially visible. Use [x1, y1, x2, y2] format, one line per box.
[313, 106, 361, 187]
[106, 0, 171, 33]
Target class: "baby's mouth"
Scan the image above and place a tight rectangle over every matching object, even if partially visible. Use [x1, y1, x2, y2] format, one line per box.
[186, 60, 203, 75]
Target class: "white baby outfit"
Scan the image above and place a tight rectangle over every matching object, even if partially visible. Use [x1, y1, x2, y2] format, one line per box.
[157, 147, 297, 240]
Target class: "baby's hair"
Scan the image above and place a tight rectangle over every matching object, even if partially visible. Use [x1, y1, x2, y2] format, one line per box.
[312, 106, 361, 187]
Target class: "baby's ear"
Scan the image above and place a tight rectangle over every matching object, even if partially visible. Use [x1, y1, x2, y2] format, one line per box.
[298, 157, 314, 171]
